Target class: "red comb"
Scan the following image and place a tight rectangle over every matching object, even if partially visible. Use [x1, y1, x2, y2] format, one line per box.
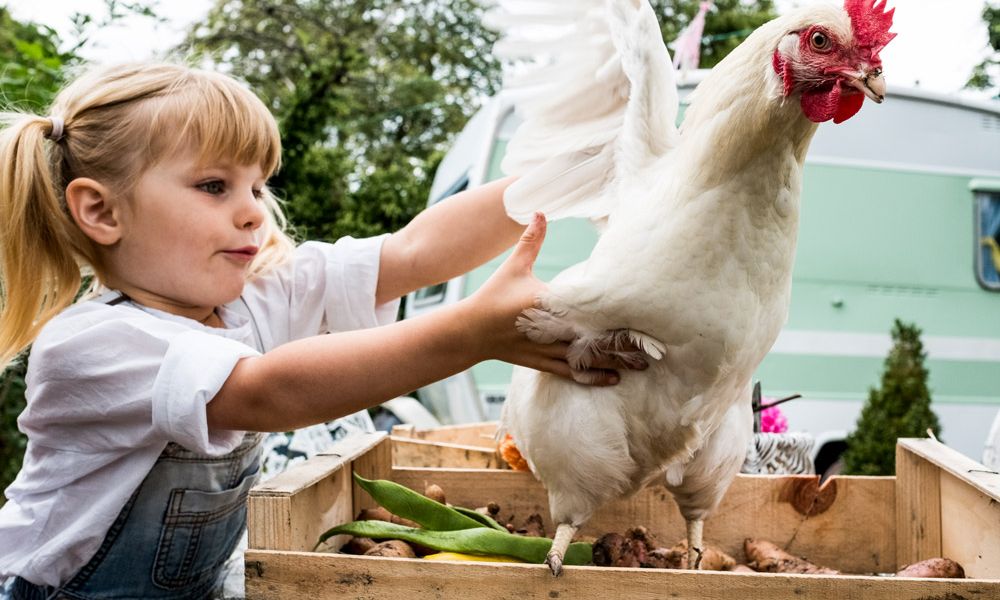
[844, 0, 897, 57]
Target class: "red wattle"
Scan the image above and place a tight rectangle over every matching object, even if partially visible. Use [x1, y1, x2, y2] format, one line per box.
[801, 84, 865, 124]
[833, 92, 865, 124]
[800, 85, 840, 123]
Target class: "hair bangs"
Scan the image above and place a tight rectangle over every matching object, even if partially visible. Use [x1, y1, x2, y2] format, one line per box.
[146, 71, 282, 177]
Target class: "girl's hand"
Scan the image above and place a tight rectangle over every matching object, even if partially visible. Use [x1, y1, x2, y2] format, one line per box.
[461, 213, 634, 386]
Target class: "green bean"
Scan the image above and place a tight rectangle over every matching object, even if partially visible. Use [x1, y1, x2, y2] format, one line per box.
[352, 473, 483, 531]
[319, 521, 592, 566]
[451, 506, 507, 532]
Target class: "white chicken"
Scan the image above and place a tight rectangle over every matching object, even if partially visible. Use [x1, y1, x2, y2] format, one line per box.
[492, 0, 897, 575]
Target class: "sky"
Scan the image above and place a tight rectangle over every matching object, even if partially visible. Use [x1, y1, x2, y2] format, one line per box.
[4, 0, 996, 98]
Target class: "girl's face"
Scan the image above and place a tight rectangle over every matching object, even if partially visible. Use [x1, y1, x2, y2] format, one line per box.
[105, 150, 268, 321]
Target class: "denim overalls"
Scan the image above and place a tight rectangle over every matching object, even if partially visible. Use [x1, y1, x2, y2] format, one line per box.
[7, 296, 265, 600]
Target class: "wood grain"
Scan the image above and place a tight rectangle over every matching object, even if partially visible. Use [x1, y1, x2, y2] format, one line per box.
[248, 432, 388, 552]
[245, 550, 1000, 600]
[391, 421, 498, 448]
[392, 436, 502, 469]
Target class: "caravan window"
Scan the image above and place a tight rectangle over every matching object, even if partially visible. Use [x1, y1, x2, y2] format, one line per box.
[975, 189, 1000, 291]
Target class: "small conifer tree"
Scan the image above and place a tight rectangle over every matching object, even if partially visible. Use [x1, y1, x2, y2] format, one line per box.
[841, 320, 942, 476]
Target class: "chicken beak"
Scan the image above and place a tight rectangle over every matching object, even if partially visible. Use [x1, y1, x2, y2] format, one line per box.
[845, 67, 886, 104]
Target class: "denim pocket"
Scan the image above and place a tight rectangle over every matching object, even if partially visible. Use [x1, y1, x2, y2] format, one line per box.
[152, 466, 259, 590]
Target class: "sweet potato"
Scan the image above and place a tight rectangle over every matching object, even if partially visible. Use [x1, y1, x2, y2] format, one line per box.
[341, 536, 378, 555]
[356, 506, 419, 528]
[744, 538, 840, 574]
[364, 540, 417, 558]
[665, 539, 737, 571]
[593, 528, 736, 571]
[896, 558, 965, 579]
[424, 483, 447, 505]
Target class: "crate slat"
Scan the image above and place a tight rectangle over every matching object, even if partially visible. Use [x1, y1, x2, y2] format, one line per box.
[248, 432, 389, 552]
[392, 436, 501, 469]
[392, 421, 498, 448]
[245, 550, 999, 600]
[895, 438, 1000, 579]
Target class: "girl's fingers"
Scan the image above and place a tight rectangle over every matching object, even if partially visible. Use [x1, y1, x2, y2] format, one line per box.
[526, 356, 621, 387]
[506, 213, 546, 272]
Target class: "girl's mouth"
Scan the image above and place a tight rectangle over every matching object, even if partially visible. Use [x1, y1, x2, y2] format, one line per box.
[222, 246, 259, 262]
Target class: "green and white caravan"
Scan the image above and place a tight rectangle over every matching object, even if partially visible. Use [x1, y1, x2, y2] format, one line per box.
[405, 72, 1000, 470]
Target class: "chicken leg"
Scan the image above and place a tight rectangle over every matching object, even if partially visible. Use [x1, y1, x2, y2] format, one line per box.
[546, 523, 578, 576]
[686, 518, 704, 569]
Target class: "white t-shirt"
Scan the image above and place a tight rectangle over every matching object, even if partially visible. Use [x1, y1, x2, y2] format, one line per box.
[0, 237, 399, 587]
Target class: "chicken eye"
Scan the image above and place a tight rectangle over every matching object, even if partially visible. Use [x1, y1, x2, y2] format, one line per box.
[810, 30, 831, 51]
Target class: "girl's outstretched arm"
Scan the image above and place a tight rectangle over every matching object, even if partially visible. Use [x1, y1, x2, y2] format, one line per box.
[209, 214, 612, 432]
[374, 176, 523, 305]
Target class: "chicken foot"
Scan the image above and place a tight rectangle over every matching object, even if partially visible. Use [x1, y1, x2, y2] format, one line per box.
[686, 518, 704, 570]
[515, 306, 666, 383]
[546, 523, 578, 576]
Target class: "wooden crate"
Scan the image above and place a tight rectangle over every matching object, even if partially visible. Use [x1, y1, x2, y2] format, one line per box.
[246, 433, 1000, 599]
[391, 422, 500, 469]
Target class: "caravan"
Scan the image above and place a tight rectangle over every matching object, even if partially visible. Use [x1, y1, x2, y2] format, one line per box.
[405, 73, 1000, 471]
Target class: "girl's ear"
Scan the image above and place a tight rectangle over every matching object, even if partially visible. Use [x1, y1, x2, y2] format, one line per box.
[66, 178, 123, 245]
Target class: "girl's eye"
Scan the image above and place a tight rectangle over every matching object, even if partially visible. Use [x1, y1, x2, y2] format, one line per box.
[252, 189, 264, 200]
[810, 30, 831, 51]
[198, 180, 226, 195]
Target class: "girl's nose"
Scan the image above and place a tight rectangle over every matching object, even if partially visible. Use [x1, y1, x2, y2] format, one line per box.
[238, 190, 267, 230]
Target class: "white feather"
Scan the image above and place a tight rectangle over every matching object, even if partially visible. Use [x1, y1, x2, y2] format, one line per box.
[488, 0, 679, 223]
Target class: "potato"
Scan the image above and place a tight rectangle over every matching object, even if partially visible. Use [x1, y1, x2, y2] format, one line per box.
[896, 558, 965, 579]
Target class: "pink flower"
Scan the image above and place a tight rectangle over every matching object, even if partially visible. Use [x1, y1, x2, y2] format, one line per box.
[759, 402, 788, 433]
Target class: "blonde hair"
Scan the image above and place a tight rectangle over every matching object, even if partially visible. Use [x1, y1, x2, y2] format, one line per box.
[0, 62, 296, 368]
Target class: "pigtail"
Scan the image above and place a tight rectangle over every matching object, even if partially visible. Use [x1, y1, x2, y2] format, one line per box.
[0, 115, 83, 368]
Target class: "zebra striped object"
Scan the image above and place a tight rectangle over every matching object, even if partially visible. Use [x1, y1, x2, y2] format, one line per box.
[741, 432, 816, 475]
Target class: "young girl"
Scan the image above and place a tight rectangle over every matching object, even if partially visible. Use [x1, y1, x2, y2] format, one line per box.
[0, 63, 632, 599]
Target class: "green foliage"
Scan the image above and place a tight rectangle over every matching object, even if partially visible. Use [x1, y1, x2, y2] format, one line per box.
[966, 2, 999, 98]
[841, 320, 942, 476]
[650, 0, 777, 69]
[180, 0, 502, 242]
[0, 7, 76, 111]
[0, 361, 27, 496]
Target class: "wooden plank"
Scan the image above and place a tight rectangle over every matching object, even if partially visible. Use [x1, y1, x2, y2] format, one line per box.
[350, 435, 393, 514]
[898, 438, 1000, 502]
[896, 438, 1000, 578]
[391, 468, 896, 574]
[940, 470, 1000, 579]
[391, 436, 502, 469]
[248, 432, 388, 552]
[895, 440, 943, 568]
[391, 421, 498, 447]
[245, 550, 1000, 600]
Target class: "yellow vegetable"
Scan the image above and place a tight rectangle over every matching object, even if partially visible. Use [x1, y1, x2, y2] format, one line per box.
[423, 552, 524, 563]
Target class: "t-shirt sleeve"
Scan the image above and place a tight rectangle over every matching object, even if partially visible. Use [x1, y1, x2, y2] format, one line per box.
[21, 312, 258, 456]
[249, 235, 401, 343]
[151, 330, 259, 452]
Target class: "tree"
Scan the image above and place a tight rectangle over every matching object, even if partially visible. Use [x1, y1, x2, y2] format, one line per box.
[180, 0, 503, 243]
[966, 1, 999, 98]
[651, 0, 777, 69]
[841, 320, 942, 476]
